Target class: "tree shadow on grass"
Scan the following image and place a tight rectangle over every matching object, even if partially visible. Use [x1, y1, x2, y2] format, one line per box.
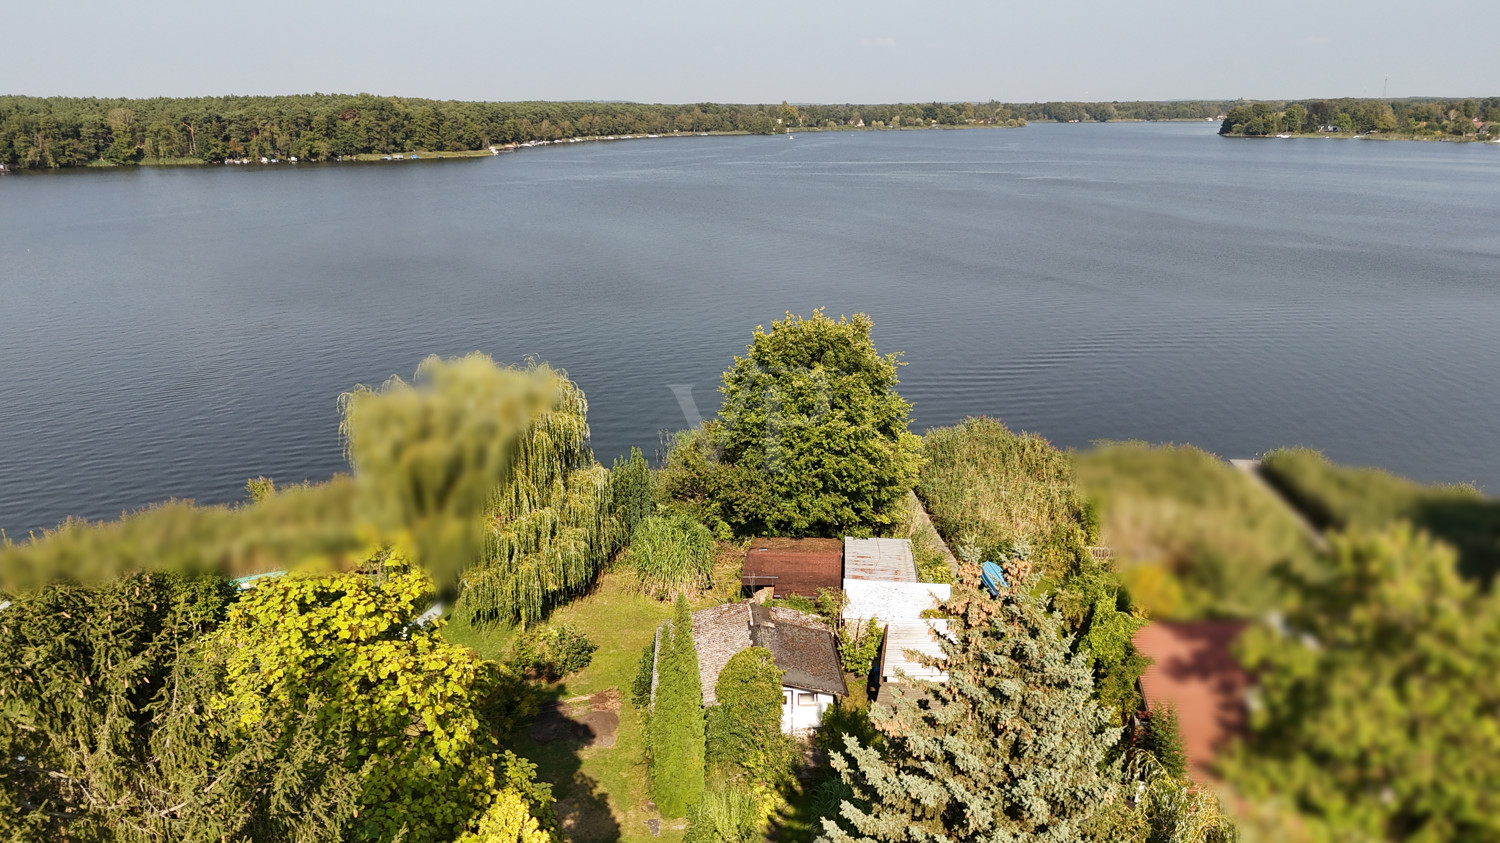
[509, 683, 623, 843]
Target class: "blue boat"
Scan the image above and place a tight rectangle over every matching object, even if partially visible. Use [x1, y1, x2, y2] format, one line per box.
[981, 561, 1008, 597]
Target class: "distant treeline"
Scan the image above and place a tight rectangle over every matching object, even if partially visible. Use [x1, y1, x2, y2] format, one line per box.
[0, 95, 1026, 169]
[1219, 97, 1500, 137]
[0, 94, 1239, 170]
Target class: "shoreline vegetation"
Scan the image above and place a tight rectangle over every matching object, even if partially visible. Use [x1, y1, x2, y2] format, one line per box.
[3, 316, 1498, 840]
[2, 93, 1240, 172]
[1218, 96, 1498, 140]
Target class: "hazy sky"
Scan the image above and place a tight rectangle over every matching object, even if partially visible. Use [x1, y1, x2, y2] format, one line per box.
[6, 0, 1496, 103]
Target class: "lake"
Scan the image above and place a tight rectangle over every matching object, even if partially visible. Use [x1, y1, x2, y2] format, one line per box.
[3, 122, 1498, 537]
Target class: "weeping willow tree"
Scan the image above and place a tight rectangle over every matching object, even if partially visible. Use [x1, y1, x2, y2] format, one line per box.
[339, 352, 615, 627]
[459, 373, 613, 628]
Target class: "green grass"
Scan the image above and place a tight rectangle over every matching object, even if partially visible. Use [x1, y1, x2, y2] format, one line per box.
[1261, 448, 1500, 583]
[442, 548, 746, 843]
[1073, 442, 1320, 619]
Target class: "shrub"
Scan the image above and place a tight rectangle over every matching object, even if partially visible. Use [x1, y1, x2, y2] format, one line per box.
[918, 417, 1090, 583]
[1261, 447, 1500, 583]
[683, 785, 761, 843]
[836, 618, 884, 678]
[659, 310, 922, 538]
[1073, 442, 1319, 619]
[706, 648, 796, 793]
[507, 623, 597, 681]
[625, 514, 715, 600]
[1146, 704, 1188, 781]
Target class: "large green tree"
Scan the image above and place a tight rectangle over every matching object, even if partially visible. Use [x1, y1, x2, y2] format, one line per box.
[821, 559, 1121, 842]
[646, 595, 707, 818]
[1221, 526, 1500, 841]
[662, 310, 922, 538]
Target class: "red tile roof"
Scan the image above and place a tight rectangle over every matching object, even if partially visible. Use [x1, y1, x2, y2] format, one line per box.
[1133, 621, 1250, 779]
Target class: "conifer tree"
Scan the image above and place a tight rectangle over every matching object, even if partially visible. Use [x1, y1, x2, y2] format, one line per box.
[646, 595, 707, 818]
[821, 556, 1122, 842]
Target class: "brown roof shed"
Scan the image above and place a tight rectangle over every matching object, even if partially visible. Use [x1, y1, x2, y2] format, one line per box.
[742, 537, 844, 597]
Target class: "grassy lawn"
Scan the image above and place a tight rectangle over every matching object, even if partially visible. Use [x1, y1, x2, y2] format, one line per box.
[442, 547, 747, 842]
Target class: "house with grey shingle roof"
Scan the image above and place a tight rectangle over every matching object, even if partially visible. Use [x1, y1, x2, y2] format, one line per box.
[665, 602, 847, 734]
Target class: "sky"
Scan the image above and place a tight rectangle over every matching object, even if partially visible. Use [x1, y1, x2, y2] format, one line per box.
[5, 0, 1497, 103]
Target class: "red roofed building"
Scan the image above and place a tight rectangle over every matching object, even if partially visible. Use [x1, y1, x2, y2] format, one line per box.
[741, 537, 843, 598]
[1132, 621, 1250, 779]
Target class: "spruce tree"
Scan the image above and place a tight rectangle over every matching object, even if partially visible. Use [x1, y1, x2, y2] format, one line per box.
[821, 557, 1122, 842]
[647, 595, 707, 818]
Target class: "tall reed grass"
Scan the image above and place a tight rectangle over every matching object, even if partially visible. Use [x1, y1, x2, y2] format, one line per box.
[1073, 442, 1318, 618]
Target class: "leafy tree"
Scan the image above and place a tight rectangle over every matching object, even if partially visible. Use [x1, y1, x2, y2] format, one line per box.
[646, 595, 707, 818]
[706, 647, 796, 796]
[661, 310, 922, 538]
[212, 568, 550, 843]
[820, 559, 1122, 842]
[1221, 526, 1500, 841]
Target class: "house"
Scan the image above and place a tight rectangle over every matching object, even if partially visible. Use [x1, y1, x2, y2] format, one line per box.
[687, 602, 848, 734]
[842, 537, 918, 583]
[1131, 621, 1249, 779]
[741, 537, 843, 597]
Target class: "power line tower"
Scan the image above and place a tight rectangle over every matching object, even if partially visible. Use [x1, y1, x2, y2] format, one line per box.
[1383, 76, 1389, 99]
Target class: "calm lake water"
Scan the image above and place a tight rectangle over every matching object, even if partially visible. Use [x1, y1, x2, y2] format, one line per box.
[3, 122, 1499, 536]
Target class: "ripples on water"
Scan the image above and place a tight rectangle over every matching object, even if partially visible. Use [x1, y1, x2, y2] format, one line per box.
[2, 122, 1498, 535]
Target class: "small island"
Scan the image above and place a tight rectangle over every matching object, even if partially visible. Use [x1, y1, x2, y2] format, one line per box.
[1219, 96, 1497, 140]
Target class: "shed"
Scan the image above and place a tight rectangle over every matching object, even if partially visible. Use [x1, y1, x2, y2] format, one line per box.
[880, 619, 950, 683]
[843, 537, 918, 583]
[1132, 621, 1249, 779]
[742, 537, 844, 597]
[842, 580, 950, 639]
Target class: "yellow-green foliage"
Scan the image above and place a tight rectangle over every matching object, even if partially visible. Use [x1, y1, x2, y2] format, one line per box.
[455, 789, 555, 843]
[0, 477, 367, 594]
[918, 417, 1091, 582]
[1073, 442, 1318, 619]
[1262, 447, 1500, 583]
[212, 568, 544, 843]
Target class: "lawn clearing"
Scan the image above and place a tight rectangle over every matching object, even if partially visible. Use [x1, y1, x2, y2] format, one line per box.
[444, 548, 747, 842]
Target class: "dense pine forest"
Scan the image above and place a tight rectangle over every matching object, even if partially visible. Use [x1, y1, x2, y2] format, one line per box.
[0, 94, 1235, 170]
[1218, 96, 1500, 137]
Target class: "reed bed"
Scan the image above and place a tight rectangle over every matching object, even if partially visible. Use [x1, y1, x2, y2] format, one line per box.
[1073, 442, 1318, 618]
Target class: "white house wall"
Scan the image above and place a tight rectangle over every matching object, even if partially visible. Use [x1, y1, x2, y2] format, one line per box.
[781, 686, 834, 734]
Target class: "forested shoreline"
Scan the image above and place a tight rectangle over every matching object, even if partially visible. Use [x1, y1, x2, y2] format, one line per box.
[1219, 96, 1499, 137]
[0, 94, 1237, 170]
